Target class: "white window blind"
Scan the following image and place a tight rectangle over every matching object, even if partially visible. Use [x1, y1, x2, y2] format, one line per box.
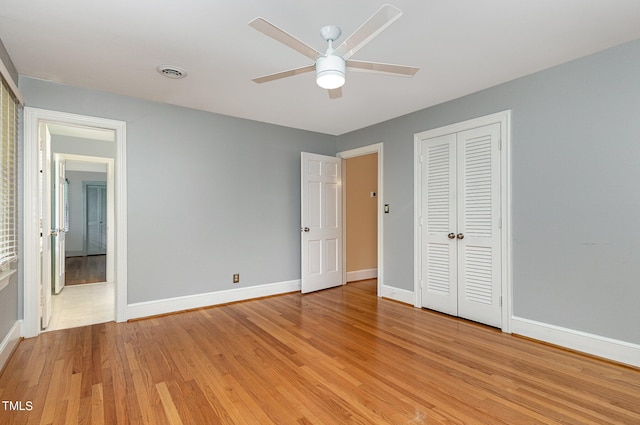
[0, 77, 18, 271]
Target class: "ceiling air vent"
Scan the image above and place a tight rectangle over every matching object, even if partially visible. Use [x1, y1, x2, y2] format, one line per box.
[156, 65, 187, 79]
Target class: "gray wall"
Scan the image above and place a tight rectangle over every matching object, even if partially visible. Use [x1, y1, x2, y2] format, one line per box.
[0, 272, 18, 343]
[338, 39, 640, 345]
[19, 77, 336, 303]
[64, 171, 108, 255]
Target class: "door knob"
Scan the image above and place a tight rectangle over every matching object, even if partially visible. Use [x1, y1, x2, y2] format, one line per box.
[301, 227, 310, 232]
[457, 233, 464, 239]
[448, 233, 456, 239]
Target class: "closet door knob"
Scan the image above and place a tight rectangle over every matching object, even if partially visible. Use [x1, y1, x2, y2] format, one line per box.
[447, 233, 456, 239]
[456, 233, 464, 240]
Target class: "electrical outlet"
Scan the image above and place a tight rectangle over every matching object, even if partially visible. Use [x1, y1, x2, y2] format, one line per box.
[233, 274, 240, 284]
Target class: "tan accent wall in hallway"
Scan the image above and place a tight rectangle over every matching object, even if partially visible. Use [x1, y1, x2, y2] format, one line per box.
[345, 153, 377, 275]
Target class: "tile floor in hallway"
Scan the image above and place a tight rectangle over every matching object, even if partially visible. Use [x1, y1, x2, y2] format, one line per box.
[45, 281, 114, 332]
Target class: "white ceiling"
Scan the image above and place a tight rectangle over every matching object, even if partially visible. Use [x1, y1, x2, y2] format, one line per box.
[1, 0, 640, 135]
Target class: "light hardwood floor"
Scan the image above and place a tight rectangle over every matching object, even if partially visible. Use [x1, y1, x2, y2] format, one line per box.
[1, 280, 639, 424]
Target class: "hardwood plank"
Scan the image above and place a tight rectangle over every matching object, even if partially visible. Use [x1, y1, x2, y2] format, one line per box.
[1, 280, 639, 425]
[63, 372, 82, 425]
[154, 382, 183, 425]
[91, 383, 104, 425]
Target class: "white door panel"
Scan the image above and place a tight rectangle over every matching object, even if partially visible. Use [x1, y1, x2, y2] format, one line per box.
[86, 183, 107, 255]
[301, 153, 343, 293]
[457, 124, 502, 327]
[52, 155, 66, 294]
[40, 125, 52, 329]
[421, 134, 457, 314]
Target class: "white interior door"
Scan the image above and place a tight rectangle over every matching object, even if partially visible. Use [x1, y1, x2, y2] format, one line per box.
[86, 183, 107, 255]
[419, 123, 502, 328]
[39, 125, 52, 329]
[301, 152, 343, 293]
[52, 155, 66, 294]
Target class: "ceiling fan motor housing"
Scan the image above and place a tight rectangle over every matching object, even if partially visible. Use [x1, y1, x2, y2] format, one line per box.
[316, 54, 346, 89]
[320, 25, 342, 42]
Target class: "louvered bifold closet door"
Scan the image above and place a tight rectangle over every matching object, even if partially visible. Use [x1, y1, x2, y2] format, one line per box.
[456, 123, 502, 328]
[421, 133, 458, 315]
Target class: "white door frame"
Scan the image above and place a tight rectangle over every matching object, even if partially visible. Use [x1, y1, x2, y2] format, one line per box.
[413, 111, 512, 333]
[23, 108, 128, 338]
[337, 143, 384, 297]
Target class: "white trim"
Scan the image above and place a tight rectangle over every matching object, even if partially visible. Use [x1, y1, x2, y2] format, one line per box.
[413, 110, 512, 333]
[23, 108, 127, 338]
[512, 316, 640, 368]
[0, 321, 21, 372]
[346, 268, 378, 282]
[337, 143, 384, 297]
[380, 285, 414, 305]
[127, 279, 301, 320]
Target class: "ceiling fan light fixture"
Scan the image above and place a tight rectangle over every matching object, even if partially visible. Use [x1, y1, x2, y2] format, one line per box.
[316, 55, 345, 89]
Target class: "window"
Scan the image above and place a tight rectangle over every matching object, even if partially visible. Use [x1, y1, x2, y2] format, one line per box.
[0, 77, 18, 272]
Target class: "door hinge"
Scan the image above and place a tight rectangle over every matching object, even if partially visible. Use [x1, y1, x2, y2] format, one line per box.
[498, 217, 502, 229]
[498, 138, 502, 151]
[499, 296, 503, 307]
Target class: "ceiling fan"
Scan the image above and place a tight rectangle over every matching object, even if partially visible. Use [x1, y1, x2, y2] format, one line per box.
[249, 4, 418, 99]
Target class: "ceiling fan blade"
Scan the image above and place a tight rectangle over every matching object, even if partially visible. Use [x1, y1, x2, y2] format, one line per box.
[346, 60, 418, 77]
[328, 87, 343, 99]
[334, 4, 403, 60]
[252, 64, 316, 84]
[249, 18, 322, 61]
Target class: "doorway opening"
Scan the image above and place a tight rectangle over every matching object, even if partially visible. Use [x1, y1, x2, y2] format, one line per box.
[64, 177, 108, 286]
[23, 108, 128, 338]
[344, 153, 378, 282]
[338, 143, 384, 296]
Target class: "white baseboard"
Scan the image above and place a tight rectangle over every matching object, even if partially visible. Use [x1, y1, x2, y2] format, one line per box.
[127, 279, 301, 320]
[346, 268, 378, 282]
[0, 320, 21, 372]
[511, 316, 640, 368]
[380, 284, 414, 305]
